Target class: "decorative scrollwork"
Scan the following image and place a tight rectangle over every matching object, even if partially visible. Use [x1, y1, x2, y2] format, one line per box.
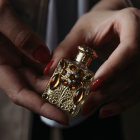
[42, 59, 94, 116]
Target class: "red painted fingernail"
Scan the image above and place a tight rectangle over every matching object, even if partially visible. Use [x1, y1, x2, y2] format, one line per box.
[33, 46, 51, 64]
[90, 78, 103, 91]
[43, 60, 54, 75]
[99, 110, 113, 119]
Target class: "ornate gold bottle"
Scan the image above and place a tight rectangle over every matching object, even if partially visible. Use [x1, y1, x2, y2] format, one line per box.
[42, 45, 97, 116]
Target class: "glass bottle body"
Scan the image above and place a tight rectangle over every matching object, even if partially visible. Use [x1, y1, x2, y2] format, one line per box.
[42, 58, 94, 116]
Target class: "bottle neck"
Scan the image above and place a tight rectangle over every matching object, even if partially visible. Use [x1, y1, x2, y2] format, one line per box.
[75, 52, 93, 67]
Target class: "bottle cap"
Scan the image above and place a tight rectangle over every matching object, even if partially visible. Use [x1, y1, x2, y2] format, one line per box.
[75, 45, 98, 66]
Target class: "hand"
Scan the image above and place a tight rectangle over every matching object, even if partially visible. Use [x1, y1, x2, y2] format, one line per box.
[83, 7, 140, 118]
[50, 7, 140, 118]
[0, 0, 68, 125]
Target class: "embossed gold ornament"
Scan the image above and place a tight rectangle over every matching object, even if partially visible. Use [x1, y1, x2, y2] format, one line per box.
[42, 45, 98, 116]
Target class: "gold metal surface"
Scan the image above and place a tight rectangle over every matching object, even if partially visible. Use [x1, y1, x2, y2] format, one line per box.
[42, 46, 96, 116]
[75, 45, 98, 66]
[42, 59, 94, 116]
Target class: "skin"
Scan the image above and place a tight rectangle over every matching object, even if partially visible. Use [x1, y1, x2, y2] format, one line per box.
[0, 0, 68, 125]
[1, 0, 140, 124]
[51, 1, 140, 118]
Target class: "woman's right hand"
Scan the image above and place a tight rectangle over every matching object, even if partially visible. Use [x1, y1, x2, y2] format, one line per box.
[0, 0, 68, 125]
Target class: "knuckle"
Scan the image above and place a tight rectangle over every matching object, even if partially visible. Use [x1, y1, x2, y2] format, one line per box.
[70, 16, 88, 37]
[125, 7, 140, 14]
[13, 30, 37, 55]
[125, 8, 140, 20]
[14, 30, 32, 48]
[116, 7, 139, 20]
[9, 88, 25, 105]
[67, 13, 93, 44]
[9, 94, 19, 105]
[70, 25, 86, 38]
[122, 7, 138, 15]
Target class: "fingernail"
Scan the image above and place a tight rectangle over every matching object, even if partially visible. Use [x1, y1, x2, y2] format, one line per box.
[99, 110, 113, 118]
[90, 78, 103, 91]
[43, 60, 54, 75]
[33, 46, 51, 64]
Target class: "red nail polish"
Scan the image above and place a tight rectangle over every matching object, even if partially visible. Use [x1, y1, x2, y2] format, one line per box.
[33, 46, 51, 64]
[99, 110, 113, 118]
[43, 60, 54, 75]
[90, 78, 103, 91]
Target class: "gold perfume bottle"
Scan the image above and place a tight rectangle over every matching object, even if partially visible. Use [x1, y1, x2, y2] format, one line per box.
[42, 45, 97, 116]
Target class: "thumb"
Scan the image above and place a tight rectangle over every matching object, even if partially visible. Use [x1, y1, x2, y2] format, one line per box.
[0, 0, 51, 64]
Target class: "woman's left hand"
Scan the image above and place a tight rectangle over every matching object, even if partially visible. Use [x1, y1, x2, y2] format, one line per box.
[50, 6, 140, 118]
[82, 7, 140, 118]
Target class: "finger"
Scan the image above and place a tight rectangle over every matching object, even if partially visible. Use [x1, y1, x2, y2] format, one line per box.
[99, 92, 140, 118]
[82, 63, 140, 116]
[0, 35, 44, 74]
[0, 34, 22, 66]
[0, 0, 51, 64]
[0, 65, 68, 124]
[18, 66, 50, 93]
[49, 25, 85, 73]
[94, 15, 140, 81]
[82, 90, 106, 116]
[17, 89, 68, 125]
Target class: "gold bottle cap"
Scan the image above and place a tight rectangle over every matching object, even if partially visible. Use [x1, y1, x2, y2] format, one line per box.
[75, 45, 98, 66]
